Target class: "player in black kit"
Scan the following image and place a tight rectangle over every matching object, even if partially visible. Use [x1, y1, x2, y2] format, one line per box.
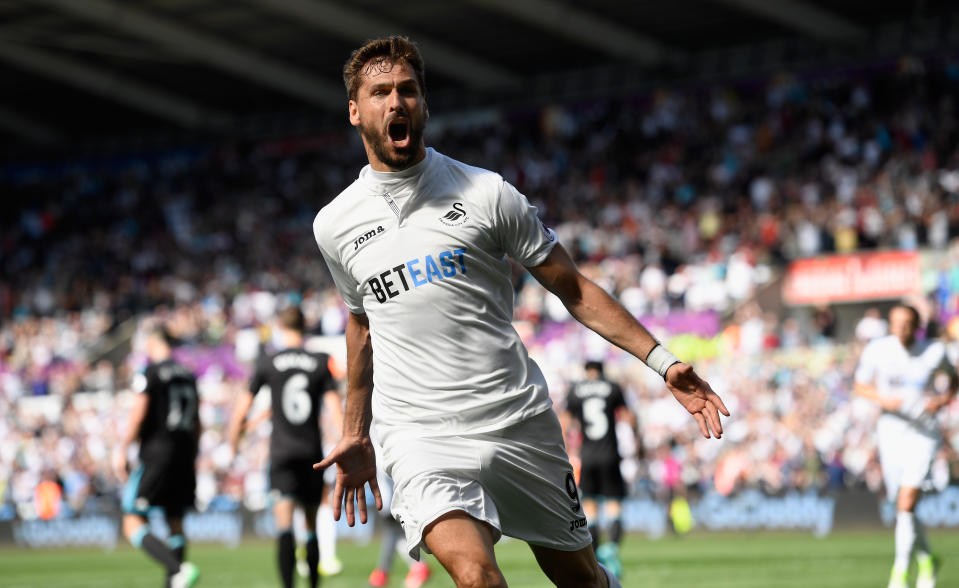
[115, 325, 201, 588]
[562, 361, 635, 579]
[227, 306, 341, 588]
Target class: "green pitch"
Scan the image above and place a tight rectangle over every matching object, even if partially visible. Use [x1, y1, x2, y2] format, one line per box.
[2, 530, 958, 587]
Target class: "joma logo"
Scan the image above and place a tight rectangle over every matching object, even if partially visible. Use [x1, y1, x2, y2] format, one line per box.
[353, 225, 385, 250]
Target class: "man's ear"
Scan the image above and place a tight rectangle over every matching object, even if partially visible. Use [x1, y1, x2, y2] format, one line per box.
[425, 101, 430, 120]
[348, 100, 360, 127]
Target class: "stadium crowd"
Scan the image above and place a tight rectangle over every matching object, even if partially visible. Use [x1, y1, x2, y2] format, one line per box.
[3, 54, 959, 520]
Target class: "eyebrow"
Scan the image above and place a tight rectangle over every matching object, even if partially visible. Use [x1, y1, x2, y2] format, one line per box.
[365, 78, 419, 94]
[367, 81, 392, 93]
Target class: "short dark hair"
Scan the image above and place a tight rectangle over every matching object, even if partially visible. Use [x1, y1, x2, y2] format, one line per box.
[279, 305, 306, 334]
[584, 361, 604, 376]
[148, 325, 176, 347]
[343, 36, 426, 101]
[892, 303, 921, 327]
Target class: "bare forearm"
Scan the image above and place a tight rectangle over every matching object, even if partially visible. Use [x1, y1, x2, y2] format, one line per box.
[854, 382, 902, 412]
[529, 245, 660, 363]
[122, 395, 149, 448]
[853, 382, 878, 402]
[344, 313, 374, 438]
[564, 277, 659, 362]
[558, 410, 572, 445]
[324, 391, 345, 438]
[121, 426, 140, 449]
[226, 392, 254, 448]
[531, 244, 729, 438]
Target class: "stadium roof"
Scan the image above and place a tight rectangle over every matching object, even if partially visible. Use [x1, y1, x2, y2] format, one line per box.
[0, 0, 955, 158]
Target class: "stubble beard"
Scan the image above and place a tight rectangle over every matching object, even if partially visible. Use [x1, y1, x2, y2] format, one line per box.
[361, 118, 425, 170]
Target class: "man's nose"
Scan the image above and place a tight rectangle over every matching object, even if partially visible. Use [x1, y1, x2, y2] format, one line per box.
[388, 89, 405, 112]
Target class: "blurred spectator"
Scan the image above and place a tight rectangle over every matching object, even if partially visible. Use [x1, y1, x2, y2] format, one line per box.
[855, 307, 889, 342]
[3, 53, 959, 519]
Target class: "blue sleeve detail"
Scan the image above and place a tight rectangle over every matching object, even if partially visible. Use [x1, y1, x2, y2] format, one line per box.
[130, 523, 149, 549]
[168, 534, 186, 549]
[122, 465, 146, 515]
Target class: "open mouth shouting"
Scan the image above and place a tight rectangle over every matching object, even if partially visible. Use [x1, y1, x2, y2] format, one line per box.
[387, 118, 410, 149]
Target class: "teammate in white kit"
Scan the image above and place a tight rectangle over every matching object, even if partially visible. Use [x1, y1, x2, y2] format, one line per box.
[312, 36, 729, 588]
[854, 304, 957, 588]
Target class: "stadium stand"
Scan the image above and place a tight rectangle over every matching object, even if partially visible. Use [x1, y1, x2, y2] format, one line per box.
[2, 52, 959, 530]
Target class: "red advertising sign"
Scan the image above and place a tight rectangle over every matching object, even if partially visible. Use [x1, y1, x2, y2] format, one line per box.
[782, 251, 921, 305]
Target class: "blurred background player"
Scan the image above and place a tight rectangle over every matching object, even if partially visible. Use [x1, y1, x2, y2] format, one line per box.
[367, 467, 431, 588]
[114, 325, 201, 588]
[853, 304, 957, 588]
[227, 306, 341, 588]
[561, 360, 636, 579]
[235, 398, 345, 579]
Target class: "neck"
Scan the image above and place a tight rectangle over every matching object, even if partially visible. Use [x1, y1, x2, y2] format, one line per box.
[284, 331, 304, 348]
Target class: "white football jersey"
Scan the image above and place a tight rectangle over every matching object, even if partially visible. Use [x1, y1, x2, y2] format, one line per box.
[855, 334, 955, 437]
[314, 148, 558, 441]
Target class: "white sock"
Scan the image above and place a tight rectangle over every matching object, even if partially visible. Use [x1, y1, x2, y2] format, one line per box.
[894, 511, 916, 572]
[319, 504, 337, 562]
[599, 563, 622, 588]
[292, 508, 306, 542]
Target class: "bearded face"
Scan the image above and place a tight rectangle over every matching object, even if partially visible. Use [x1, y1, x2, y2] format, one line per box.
[350, 59, 428, 171]
[357, 103, 425, 170]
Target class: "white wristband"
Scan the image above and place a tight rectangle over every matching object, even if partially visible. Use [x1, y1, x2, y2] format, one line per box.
[646, 344, 680, 379]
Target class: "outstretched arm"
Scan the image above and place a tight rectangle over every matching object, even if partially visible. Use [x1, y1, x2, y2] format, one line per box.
[323, 389, 345, 439]
[243, 407, 272, 433]
[528, 244, 730, 438]
[313, 311, 382, 525]
[854, 377, 956, 416]
[853, 382, 902, 412]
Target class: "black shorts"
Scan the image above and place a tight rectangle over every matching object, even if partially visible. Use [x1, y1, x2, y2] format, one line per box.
[578, 460, 626, 499]
[270, 458, 325, 505]
[123, 459, 196, 518]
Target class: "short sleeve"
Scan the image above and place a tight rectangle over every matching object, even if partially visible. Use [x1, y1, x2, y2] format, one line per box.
[132, 371, 150, 395]
[492, 180, 557, 267]
[248, 356, 268, 395]
[314, 216, 365, 314]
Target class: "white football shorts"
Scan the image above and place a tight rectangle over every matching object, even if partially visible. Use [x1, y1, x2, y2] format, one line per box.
[379, 409, 592, 560]
[877, 417, 940, 501]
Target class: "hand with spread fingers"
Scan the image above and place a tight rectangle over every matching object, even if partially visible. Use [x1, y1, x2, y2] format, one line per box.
[665, 363, 730, 439]
[313, 435, 383, 526]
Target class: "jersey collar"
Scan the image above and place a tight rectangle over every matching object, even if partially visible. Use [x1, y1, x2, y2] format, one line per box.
[360, 147, 433, 188]
[360, 148, 436, 224]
